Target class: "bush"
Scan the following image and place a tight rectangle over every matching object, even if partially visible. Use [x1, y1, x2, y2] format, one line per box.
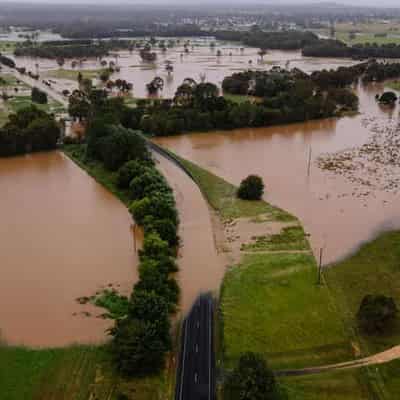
[117, 159, 153, 189]
[143, 217, 179, 247]
[223, 352, 279, 400]
[357, 294, 398, 335]
[130, 192, 178, 227]
[31, 87, 48, 104]
[111, 318, 168, 376]
[129, 170, 169, 200]
[237, 175, 265, 200]
[378, 91, 398, 105]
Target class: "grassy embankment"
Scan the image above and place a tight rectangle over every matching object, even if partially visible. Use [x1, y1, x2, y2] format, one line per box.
[173, 154, 376, 399]
[0, 73, 65, 126]
[0, 144, 174, 400]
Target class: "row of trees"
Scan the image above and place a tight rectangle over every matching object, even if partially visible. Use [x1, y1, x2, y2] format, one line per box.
[81, 97, 180, 376]
[0, 106, 61, 156]
[13, 39, 135, 60]
[214, 29, 320, 51]
[303, 39, 400, 59]
[67, 67, 362, 139]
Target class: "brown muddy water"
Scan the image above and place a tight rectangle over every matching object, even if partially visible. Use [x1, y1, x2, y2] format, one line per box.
[12, 44, 357, 99]
[0, 152, 138, 346]
[155, 154, 223, 313]
[155, 81, 400, 265]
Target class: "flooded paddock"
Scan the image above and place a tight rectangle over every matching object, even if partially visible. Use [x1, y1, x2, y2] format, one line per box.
[11, 42, 357, 98]
[0, 152, 138, 346]
[155, 82, 400, 265]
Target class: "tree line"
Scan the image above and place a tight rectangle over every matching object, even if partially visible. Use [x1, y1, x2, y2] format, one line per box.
[0, 106, 61, 156]
[72, 94, 181, 376]
[303, 39, 400, 59]
[13, 39, 136, 60]
[214, 29, 320, 50]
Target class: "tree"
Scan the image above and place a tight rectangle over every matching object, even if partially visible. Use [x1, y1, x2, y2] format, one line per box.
[237, 175, 264, 200]
[31, 87, 48, 104]
[98, 126, 151, 170]
[68, 90, 91, 121]
[357, 295, 398, 335]
[378, 91, 398, 105]
[99, 69, 111, 83]
[111, 318, 168, 376]
[223, 352, 279, 400]
[117, 159, 153, 189]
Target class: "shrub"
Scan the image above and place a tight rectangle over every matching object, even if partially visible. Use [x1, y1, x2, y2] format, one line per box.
[139, 232, 171, 260]
[357, 294, 398, 335]
[378, 91, 398, 105]
[130, 192, 178, 227]
[111, 318, 168, 376]
[223, 352, 279, 400]
[31, 87, 48, 104]
[143, 217, 179, 247]
[117, 159, 153, 189]
[237, 175, 265, 200]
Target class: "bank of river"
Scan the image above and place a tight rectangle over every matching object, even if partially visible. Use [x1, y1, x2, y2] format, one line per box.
[155, 80, 400, 265]
[0, 151, 137, 346]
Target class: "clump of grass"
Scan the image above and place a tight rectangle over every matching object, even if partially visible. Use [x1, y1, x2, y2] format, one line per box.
[93, 289, 130, 319]
[241, 226, 310, 252]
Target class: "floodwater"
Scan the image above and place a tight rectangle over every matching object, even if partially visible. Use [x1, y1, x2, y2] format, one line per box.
[155, 154, 223, 313]
[11, 41, 357, 99]
[0, 152, 138, 347]
[155, 81, 400, 265]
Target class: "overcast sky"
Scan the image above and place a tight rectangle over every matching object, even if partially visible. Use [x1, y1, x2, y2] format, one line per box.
[2, 0, 400, 6]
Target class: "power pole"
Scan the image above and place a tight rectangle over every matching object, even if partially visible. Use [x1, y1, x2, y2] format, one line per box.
[307, 145, 312, 178]
[318, 247, 323, 285]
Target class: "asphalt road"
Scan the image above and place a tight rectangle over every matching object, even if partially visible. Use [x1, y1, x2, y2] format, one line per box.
[176, 294, 215, 400]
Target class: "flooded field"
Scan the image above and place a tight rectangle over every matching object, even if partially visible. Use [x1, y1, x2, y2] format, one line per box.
[155, 81, 400, 265]
[0, 152, 138, 346]
[11, 41, 357, 98]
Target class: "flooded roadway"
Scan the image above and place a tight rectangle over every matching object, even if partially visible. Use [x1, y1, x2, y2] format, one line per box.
[0, 152, 138, 346]
[155, 81, 400, 265]
[155, 154, 223, 313]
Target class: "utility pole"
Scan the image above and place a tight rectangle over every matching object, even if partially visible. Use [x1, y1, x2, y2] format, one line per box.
[307, 145, 312, 178]
[317, 247, 323, 285]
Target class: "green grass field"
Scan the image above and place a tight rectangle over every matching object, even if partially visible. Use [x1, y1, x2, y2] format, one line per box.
[0, 344, 170, 400]
[326, 231, 400, 398]
[172, 154, 369, 399]
[336, 32, 400, 46]
[0, 72, 65, 126]
[0, 41, 16, 53]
